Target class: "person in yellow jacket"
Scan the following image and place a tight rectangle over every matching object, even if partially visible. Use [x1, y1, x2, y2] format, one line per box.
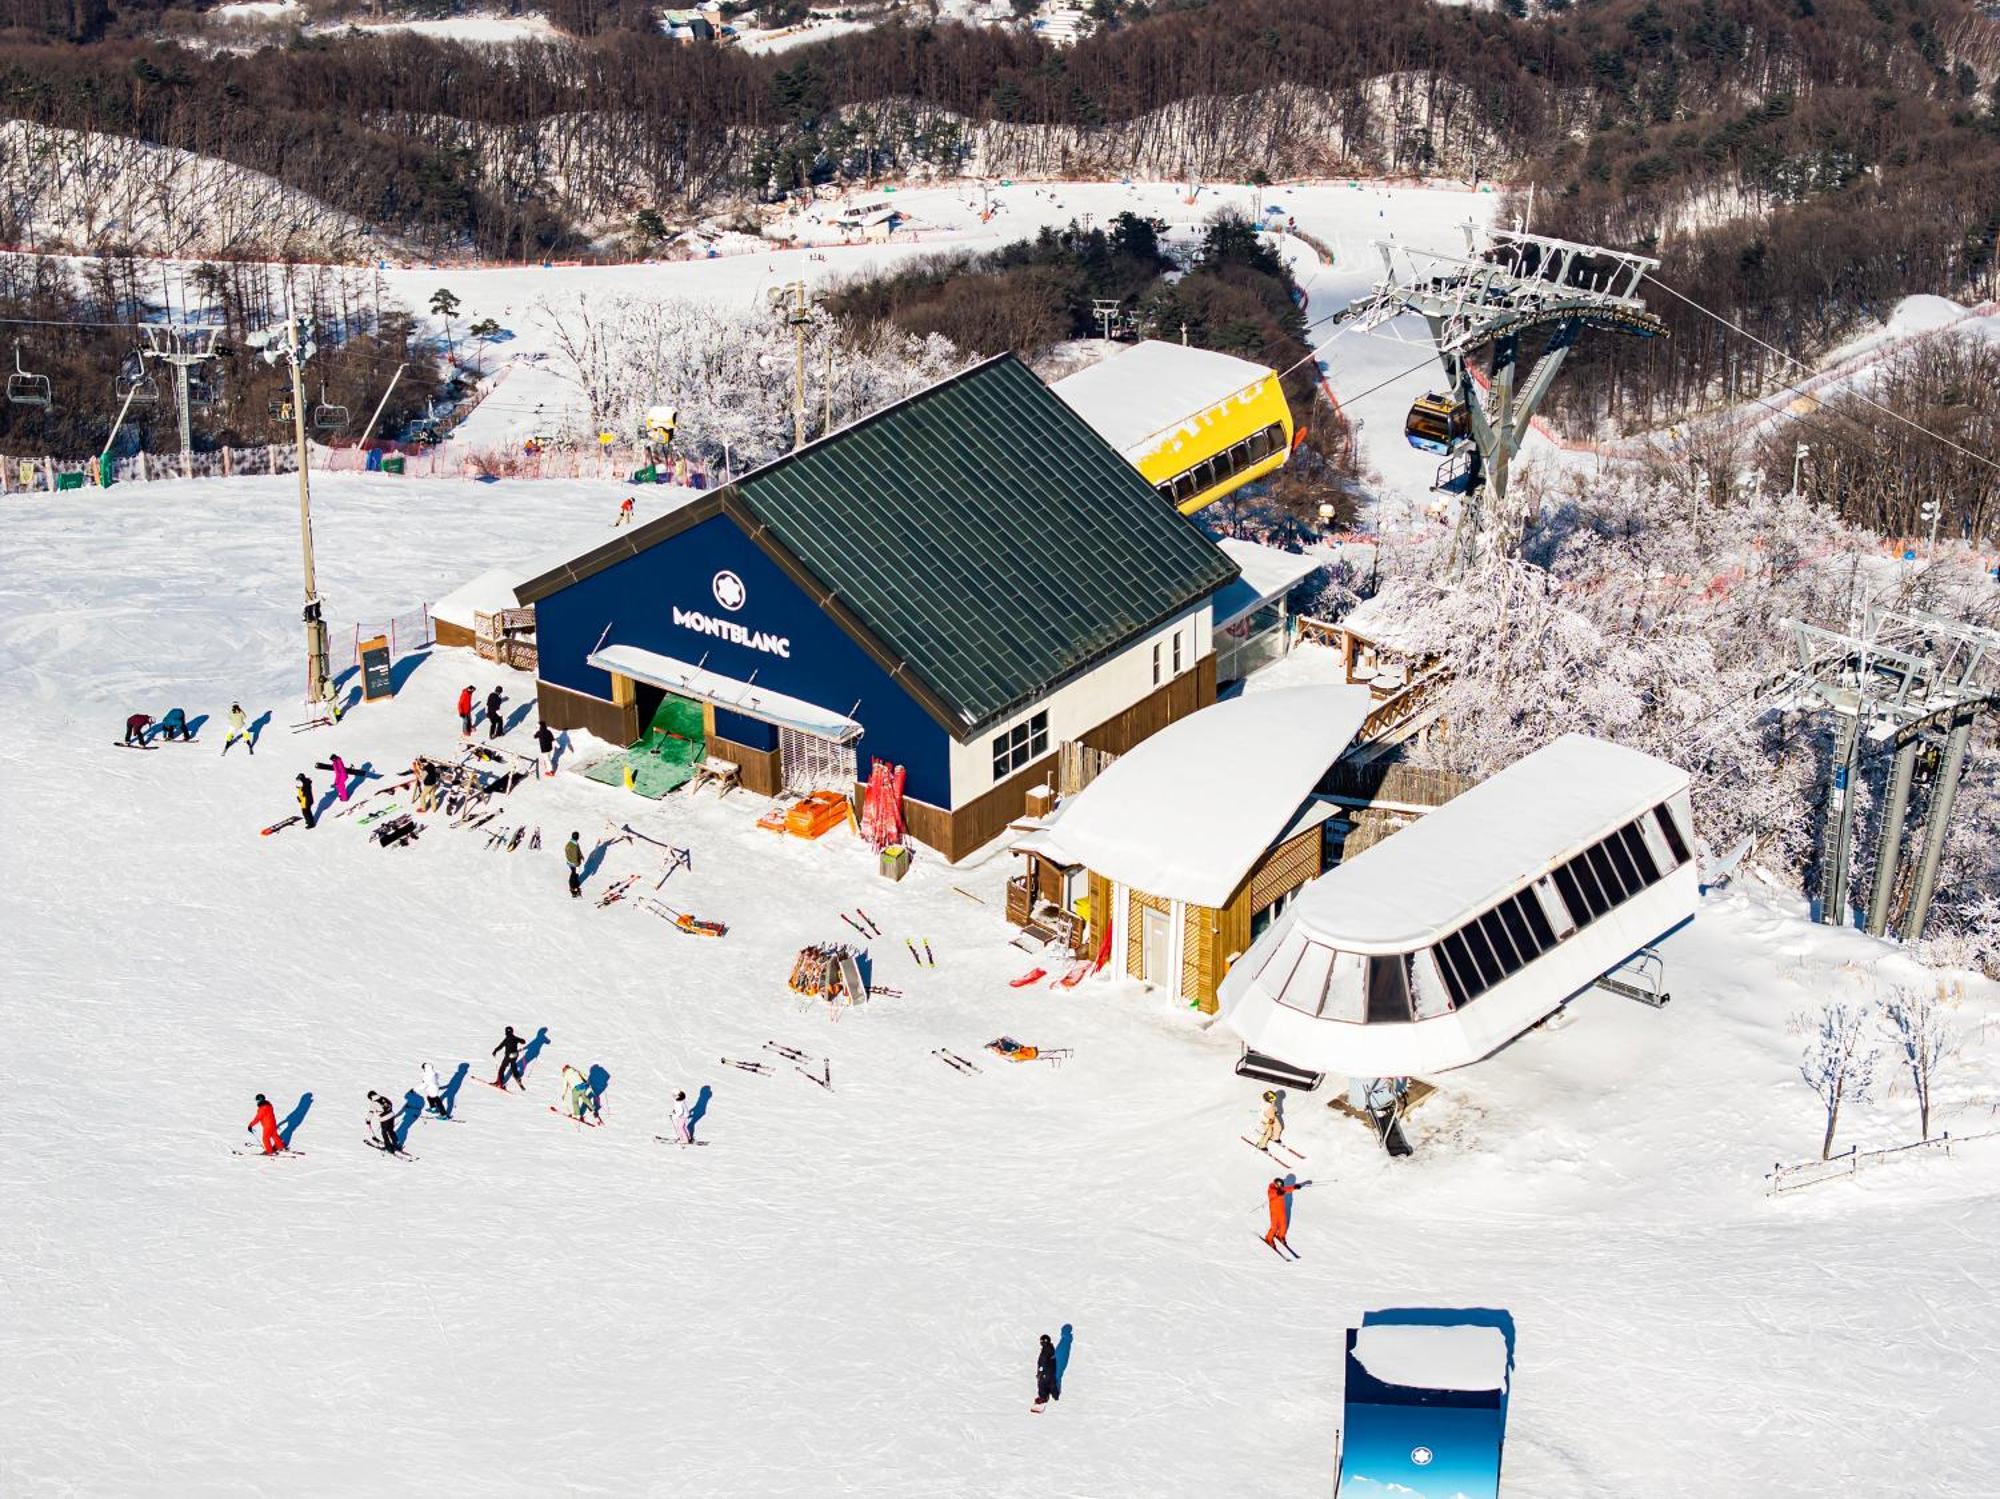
[1253, 1090, 1284, 1150]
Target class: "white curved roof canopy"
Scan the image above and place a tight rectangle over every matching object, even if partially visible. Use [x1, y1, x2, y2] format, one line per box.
[1220, 734, 1696, 1077]
[1044, 685, 1376, 909]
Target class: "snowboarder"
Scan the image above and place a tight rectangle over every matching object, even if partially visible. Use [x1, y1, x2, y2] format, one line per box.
[367, 1091, 402, 1154]
[316, 753, 351, 803]
[485, 686, 504, 740]
[1253, 1090, 1284, 1150]
[492, 1026, 528, 1089]
[1263, 1177, 1305, 1253]
[420, 1061, 449, 1118]
[615, 494, 636, 527]
[294, 772, 317, 830]
[564, 831, 583, 899]
[159, 706, 191, 741]
[123, 712, 153, 745]
[246, 1093, 286, 1155]
[457, 685, 475, 736]
[1033, 1334, 1060, 1411]
[535, 721, 555, 777]
[559, 1064, 598, 1122]
[669, 1089, 692, 1144]
[222, 702, 253, 756]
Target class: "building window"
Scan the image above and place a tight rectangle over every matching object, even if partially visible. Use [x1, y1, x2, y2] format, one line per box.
[1152, 642, 1161, 686]
[1172, 631, 1184, 674]
[1153, 423, 1288, 506]
[991, 710, 1049, 782]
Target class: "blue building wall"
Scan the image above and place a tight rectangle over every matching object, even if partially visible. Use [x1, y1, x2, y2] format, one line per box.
[534, 512, 955, 807]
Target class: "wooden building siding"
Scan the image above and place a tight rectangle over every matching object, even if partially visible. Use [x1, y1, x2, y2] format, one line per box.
[708, 734, 781, 797]
[1180, 902, 1206, 1005]
[1127, 888, 1169, 980]
[1086, 870, 1112, 962]
[536, 679, 638, 747]
[1249, 825, 1324, 911]
[435, 618, 476, 649]
[1080, 654, 1217, 757]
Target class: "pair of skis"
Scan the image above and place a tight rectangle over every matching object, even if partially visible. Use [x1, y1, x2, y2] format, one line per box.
[839, 909, 881, 940]
[596, 874, 641, 908]
[932, 1048, 981, 1075]
[905, 938, 937, 968]
[720, 1055, 773, 1076]
[764, 1041, 830, 1089]
[1261, 1236, 1300, 1261]
[1242, 1137, 1307, 1165]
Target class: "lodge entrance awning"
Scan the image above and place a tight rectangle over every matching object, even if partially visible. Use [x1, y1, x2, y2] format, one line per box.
[588, 643, 863, 744]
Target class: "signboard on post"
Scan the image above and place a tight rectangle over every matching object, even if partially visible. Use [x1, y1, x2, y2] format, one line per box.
[359, 634, 394, 701]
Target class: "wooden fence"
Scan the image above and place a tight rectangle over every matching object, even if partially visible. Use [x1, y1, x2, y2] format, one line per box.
[1056, 741, 1119, 798]
[1764, 1127, 2000, 1195]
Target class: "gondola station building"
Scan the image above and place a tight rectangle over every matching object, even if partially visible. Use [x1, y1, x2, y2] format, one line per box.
[519, 354, 1242, 863]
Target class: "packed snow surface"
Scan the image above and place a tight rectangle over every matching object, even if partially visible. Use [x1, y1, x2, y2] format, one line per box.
[1351, 1323, 1509, 1393]
[6, 472, 2000, 1496]
[1288, 733, 1689, 950]
[1045, 685, 1375, 907]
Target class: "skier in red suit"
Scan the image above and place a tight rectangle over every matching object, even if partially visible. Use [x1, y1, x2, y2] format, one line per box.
[247, 1094, 285, 1155]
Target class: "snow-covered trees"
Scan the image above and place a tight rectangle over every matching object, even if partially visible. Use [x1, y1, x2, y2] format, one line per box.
[1881, 985, 1961, 1142]
[537, 293, 965, 476]
[1795, 1001, 1881, 1161]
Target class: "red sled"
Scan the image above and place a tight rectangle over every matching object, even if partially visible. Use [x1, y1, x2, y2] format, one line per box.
[1009, 967, 1048, 988]
[1052, 963, 1090, 989]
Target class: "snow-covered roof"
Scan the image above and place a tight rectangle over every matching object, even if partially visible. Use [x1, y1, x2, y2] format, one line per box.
[433, 566, 524, 633]
[1044, 685, 1376, 907]
[588, 644, 863, 742]
[1334, 593, 1430, 657]
[1289, 734, 1689, 952]
[1052, 340, 1277, 458]
[1213, 538, 1320, 630]
[1351, 1324, 1509, 1393]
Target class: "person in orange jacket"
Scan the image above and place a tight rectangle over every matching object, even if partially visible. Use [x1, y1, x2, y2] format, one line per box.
[1264, 1176, 1307, 1252]
[246, 1093, 286, 1155]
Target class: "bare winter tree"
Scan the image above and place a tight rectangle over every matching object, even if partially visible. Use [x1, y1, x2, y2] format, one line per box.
[1795, 1002, 1881, 1161]
[1881, 984, 1961, 1142]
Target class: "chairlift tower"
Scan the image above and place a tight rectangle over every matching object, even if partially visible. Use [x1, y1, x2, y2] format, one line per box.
[140, 324, 222, 465]
[250, 315, 331, 705]
[1339, 224, 1668, 571]
[1781, 607, 2000, 939]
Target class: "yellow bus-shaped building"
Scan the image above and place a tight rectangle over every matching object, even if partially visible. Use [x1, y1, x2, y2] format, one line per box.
[1053, 340, 1295, 514]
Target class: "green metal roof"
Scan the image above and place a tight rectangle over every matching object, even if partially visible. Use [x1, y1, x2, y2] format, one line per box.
[727, 353, 1238, 735]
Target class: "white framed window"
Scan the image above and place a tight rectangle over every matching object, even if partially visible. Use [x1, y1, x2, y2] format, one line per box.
[1152, 642, 1162, 686]
[1172, 630, 1184, 674]
[991, 710, 1049, 781]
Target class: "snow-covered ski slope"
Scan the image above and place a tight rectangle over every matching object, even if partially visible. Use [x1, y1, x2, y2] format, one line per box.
[388, 177, 1488, 493]
[5, 471, 2000, 1494]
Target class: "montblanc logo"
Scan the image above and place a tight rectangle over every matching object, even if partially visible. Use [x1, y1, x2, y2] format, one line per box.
[712, 570, 746, 611]
[672, 604, 791, 658]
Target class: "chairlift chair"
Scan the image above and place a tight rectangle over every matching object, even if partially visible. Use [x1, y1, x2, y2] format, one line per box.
[311, 384, 349, 431]
[114, 360, 159, 405]
[8, 343, 52, 407]
[1404, 390, 1469, 455]
[188, 370, 221, 410]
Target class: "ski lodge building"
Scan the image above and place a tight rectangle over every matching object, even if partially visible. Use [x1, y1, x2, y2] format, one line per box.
[1010, 686, 1378, 1011]
[517, 354, 1244, 863]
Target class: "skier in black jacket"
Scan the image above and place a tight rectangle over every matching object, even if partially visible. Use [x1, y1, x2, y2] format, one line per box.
[485, 686, 505, 740]
[1033, 1333, 1060, 1411]
[367, 1091, 401, 1154]
[492, 1026, 528, 1089]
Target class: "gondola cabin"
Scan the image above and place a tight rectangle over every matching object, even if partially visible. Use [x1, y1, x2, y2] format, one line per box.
[1219, 734, 1696, 1079]
[1404, 392, 1469, 455]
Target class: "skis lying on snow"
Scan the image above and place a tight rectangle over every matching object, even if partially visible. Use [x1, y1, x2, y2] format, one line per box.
[932, 1048, 981, 1075]
[358, 804, 402, 827]
[596, 875, 641, 908]
[261, 815, 302, 837]
[868, 985, 903, 999]
[764, 1042, 830, 1090]
[290, 718, 334, 734]
[335, 781, 410, 817]
[719, 1056, 773, 1075]
[905, 938, 937, 968]
[840, 909, 882, 940]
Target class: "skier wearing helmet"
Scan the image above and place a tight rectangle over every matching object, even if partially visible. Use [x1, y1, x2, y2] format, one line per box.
[246, 1093, 285, 1155]
[1253, 1090, 1284, 1150]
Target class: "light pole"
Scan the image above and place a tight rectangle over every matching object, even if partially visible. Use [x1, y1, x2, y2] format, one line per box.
[254, 316, 329, 704]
